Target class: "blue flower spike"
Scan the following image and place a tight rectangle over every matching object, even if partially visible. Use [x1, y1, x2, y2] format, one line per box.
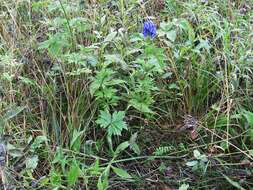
[143, 20, 157, 39]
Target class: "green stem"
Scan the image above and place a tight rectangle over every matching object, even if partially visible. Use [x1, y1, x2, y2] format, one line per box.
[58, 0, 75, 50]
[101, 154, 188, 166]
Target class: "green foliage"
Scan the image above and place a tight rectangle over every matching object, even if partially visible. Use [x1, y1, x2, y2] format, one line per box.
[96, 110, 127, 137]
[129, 132, 141, 155]
[154, 146, 172, 156]
[30, 135, 48, 152]
[186, 150, 209, 173]
[50, 170, 62, 188]
[39, 32, 71, 56]
[90, 68, 124, 109]
[111, 166, 132, 179]
[179, 183, 190, 190]
[243, 111, 253, 141]
[0, 106, 26, 133]
[67, 161, 80, 187]
[222, 174, 246, 190]
[129, 76, 157, 114]
[96, 141, 131, 190]
[25, 155, 39, 171]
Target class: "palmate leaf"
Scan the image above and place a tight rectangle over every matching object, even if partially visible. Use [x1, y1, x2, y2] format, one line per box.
[129, 98, 154, 114]
[38, 32, 70, 56]
[109, 111, 127, 136]
[95, 88, 120, 109]
[90, 68, 124, 95]
[89, 69, 115, 95]
[96, 111, 127, 136]
[96, 110, 111, 129]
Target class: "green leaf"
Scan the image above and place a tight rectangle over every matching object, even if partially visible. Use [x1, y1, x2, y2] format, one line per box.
[249, 150, 253, 156]
[67, 162, 80, 186]
[104, 31, 117, 42]
[168, 83, 180, 90]
[0, 106, 26, 127]
[179, 183, 189, 190]
[107, 79, 125, 86]
[32, 1, 49, 9]
[166, 30, 177, 42]
[25, 155, 39, 170]
[31, 135, 47, 151]
[129, 99, 153, 114]
[66, 68, 91, 76]
[193, 150, 208, 162]
[104, 54, 127, 68]
[97, 168, 110, 190]
[19, 76, 37, 86]
[193, 149, 201, 159]
[112, 166, 132, 179]
[114, 141, 130, 156]
[96, 111, 128, 137]
[70, 129, 82, 151]
[90, 159, 102, 176]
[129, 133, 141, 155]
[97, 175, 108, 190]
[4, 106, 26, 120]
[38, 32, 70, 56]
[220, 141, 229, 150]
[1, 73, 14, 81]
[222, 174, 246, 190]
[7, 143, 22, 158]
[96, 110, 111, 129]
[244, 111, 253, 127]
[109, 111, 128, 136]
[50, 171, 61, 188]
[186, 160, 198, 167]
[249, 129, 253, 141]
[90, 68, 115, 95]
[131, 143, 141, 155]
[178, 19, 195, 41]
[193, 39, 211, 53]
[146, 56, 164, 73]
[97, 176, 105, 190]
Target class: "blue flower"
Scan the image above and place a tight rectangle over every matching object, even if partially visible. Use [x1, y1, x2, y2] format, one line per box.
[142, 20, 157, 39]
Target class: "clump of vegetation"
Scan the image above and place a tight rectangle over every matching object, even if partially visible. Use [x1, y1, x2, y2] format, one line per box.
[0, 0, 253, 189]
